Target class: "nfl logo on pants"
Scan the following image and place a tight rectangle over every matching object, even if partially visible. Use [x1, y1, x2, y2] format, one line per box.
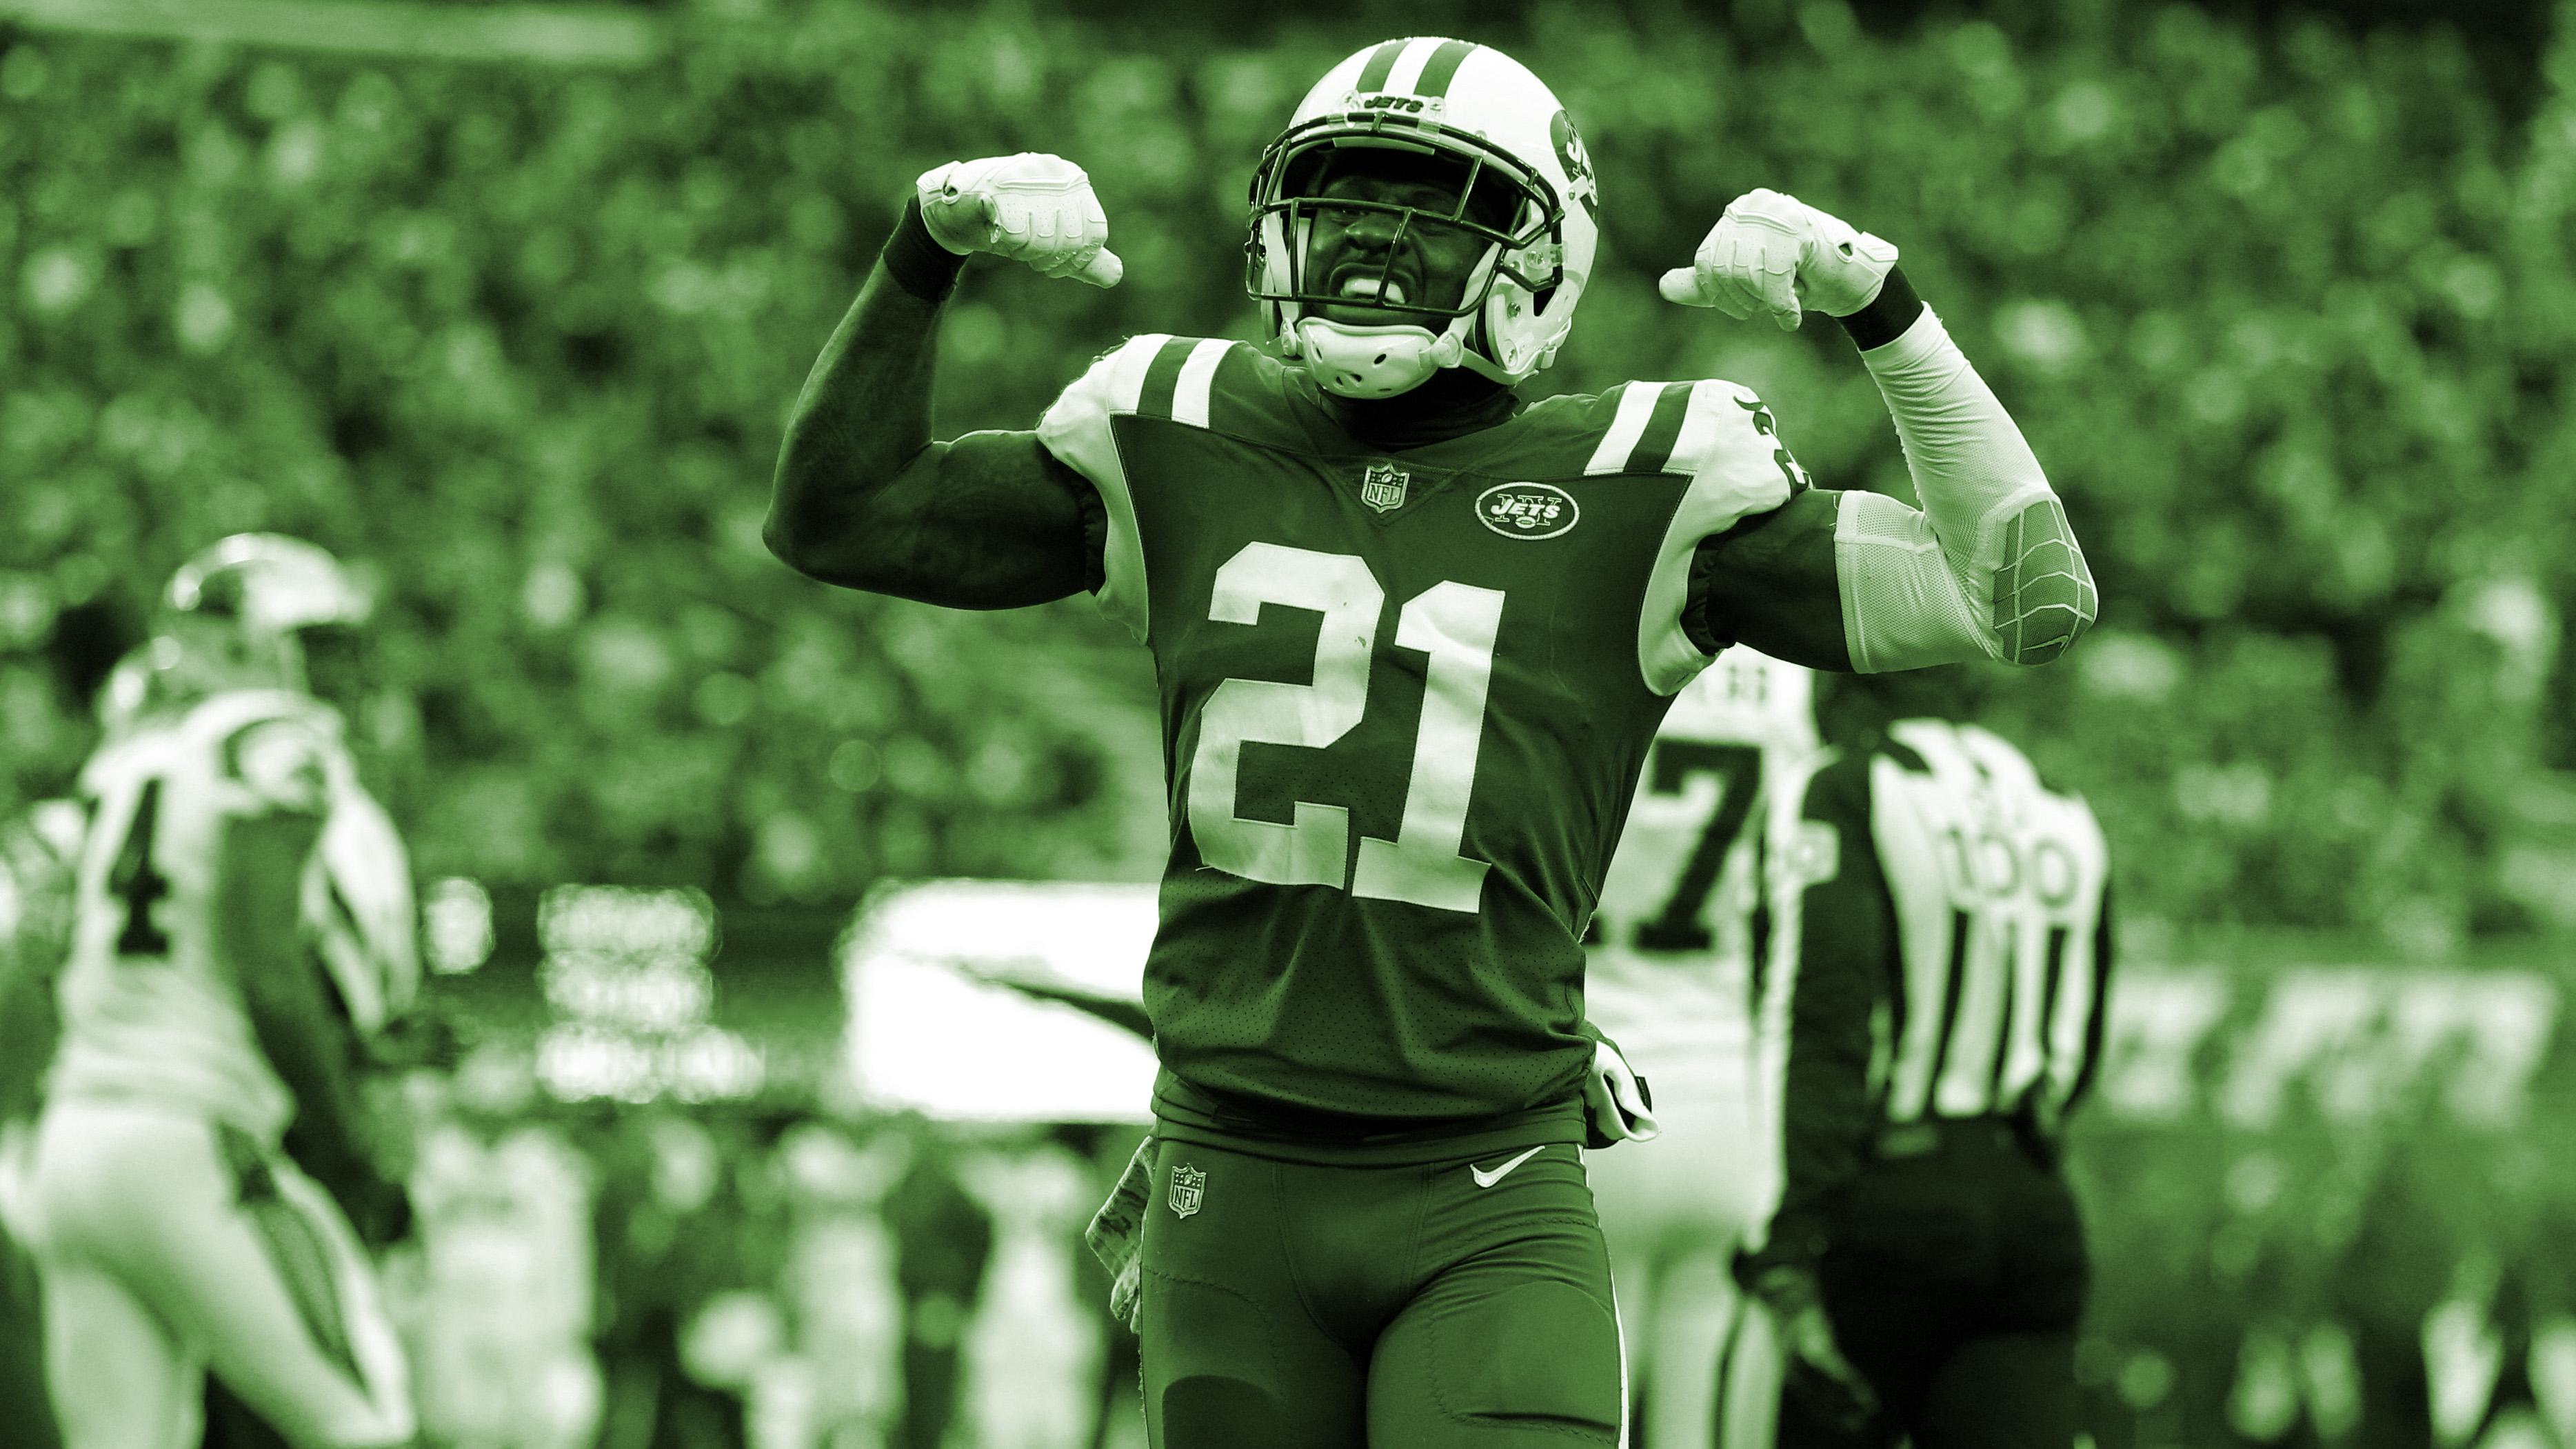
[1360, 461, 1409, 514]
[1168, 1163, 1206, 1218]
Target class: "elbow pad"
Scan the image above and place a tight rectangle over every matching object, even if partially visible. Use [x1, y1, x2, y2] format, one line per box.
[1835, 490, 2094, 670]
[1839, 309, 2095, 670]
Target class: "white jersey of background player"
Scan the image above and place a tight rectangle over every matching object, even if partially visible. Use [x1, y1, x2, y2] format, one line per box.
[23, 535, 415, 1449]
[1584, 649, 1818, 1449]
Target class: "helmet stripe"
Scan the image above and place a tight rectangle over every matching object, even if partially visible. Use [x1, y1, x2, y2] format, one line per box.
[1381, 38, 1440, 96]
[1353, 37, 1408, 92]
[1413, 39, 1477, 100]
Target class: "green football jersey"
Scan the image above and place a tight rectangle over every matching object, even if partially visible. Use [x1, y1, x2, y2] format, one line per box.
[1039, 334, 1802, 1122]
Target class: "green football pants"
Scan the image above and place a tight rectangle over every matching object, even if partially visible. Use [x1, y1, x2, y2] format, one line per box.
[1139, 1135, 1627, 1448]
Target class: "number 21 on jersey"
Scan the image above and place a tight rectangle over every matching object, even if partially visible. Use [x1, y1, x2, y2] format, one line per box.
[1187, 542, 1500, 915]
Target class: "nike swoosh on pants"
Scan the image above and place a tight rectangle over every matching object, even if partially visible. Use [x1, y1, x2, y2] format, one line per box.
[1470, 1145, 1546, 1188]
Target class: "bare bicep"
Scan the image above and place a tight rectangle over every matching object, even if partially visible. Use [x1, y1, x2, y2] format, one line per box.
[775, 430, 1103, 610]
[1697, 488, 1853, 672]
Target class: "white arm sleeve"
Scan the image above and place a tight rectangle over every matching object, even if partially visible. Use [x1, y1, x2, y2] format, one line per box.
[1835, 308, 2096, 671]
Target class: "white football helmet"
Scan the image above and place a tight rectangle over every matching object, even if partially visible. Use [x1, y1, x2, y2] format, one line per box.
[152, 533, 374, 700]
[1247, 37, 1600, 399]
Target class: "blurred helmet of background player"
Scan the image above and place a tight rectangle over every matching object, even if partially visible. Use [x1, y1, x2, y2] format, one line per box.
[1722, 668, 2114, 1449]
[1244, 39, 1598, 399]
[20, 532, 418, 1449]
[1584, 649, 1817, 1449]
[152, 532, 378, 709]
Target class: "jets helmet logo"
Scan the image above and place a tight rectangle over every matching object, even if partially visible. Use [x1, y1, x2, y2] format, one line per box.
[1550, 110, 1598, 219]
[1360, 461, 1410, 514]
[1168, 1163, 1207, 1218]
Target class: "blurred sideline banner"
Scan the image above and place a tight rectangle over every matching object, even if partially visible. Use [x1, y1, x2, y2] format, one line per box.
[437, 875, 2570, 1135]
[426, 883, 849, 1104]
[838, 879, 1161, 1125]
[836, 879, 2570, 1135]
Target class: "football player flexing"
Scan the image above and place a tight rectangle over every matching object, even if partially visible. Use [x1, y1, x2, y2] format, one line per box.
[769, 36, 2095, 1448]
[21, 536, 416, 1449]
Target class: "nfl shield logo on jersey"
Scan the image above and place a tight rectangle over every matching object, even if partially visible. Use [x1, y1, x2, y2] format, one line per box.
[1168, 1163, 1206, 1218]
[1360, 461, 1410, 513]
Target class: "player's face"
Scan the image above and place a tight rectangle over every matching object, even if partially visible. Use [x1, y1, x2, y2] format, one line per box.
[1302, 151, 1515, 328]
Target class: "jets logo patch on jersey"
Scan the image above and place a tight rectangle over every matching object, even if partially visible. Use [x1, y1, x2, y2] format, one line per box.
[1476, 481, 1579, 540]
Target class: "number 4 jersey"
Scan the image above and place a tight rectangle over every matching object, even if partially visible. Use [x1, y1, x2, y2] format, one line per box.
[1038, 334, 1805, 1128]
[52, 689, 416, 1142]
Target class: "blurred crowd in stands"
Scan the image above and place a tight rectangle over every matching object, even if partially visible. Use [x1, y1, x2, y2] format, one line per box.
[8, 0, 2576, 947]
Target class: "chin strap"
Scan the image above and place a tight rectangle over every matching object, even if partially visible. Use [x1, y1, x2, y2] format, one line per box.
[1290, 317, 1469, 399]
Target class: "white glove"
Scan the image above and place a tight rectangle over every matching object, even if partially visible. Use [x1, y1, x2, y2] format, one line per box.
[1584, 1038, 1662, 1144]
[916, 152, 1123, 288]
[1659, 189, 1897, 330]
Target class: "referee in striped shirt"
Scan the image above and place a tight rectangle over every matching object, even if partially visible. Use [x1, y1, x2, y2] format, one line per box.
[1724, 669, 2113, 1449]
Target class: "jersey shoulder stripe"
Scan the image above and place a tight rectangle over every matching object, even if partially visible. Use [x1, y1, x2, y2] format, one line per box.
[1038, 334, 1277, 643]
[191, 691, 339, 816]
[1496, 381, 1678, 480]
[1095, 334, 1274, 432]
[1038, 336, 1160, 642]
[1577, 382, 1666, 476]
[1621, 381, 1699, 476]
[1131, 334, 1196, 421]
[1553, 378, 1802, 494]
[1044, 334, 1278, 441]
[223, 718, 332, 815]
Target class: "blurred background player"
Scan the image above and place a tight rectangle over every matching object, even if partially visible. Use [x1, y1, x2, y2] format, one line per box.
[0, 604, 149, 1449]
[0, 793, 83, 1449]
[20, 534, 418, 1449]
[195, 546, 450, 1447]
[1722, 668, 2113, 1448]
[1584, 649, 1817, 1449]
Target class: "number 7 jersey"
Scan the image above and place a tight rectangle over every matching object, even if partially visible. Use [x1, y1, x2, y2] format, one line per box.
[1039, 334, 1804, 1121]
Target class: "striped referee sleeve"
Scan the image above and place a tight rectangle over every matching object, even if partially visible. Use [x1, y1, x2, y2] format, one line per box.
[2060, 879, 2115, 1117]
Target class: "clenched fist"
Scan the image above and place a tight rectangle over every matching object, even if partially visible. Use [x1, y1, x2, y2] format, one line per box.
[1659, 189, 1896, 330]
[916, 152, 1123, 288]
